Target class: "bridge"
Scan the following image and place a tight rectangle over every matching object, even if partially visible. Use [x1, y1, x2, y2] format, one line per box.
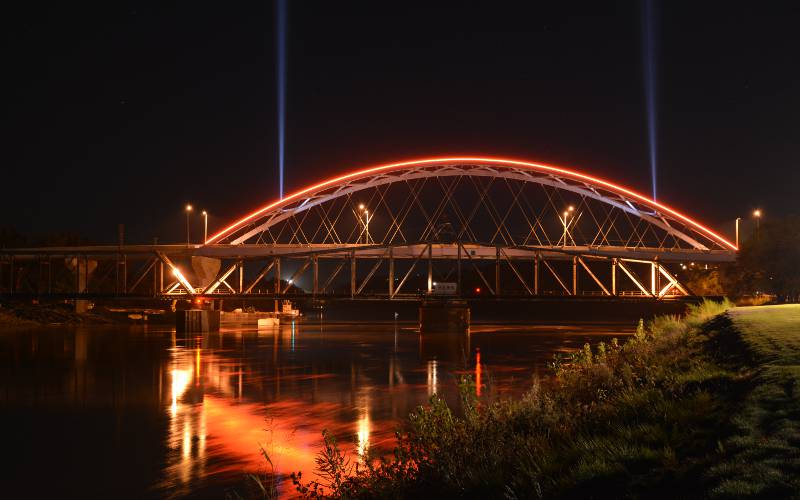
[0, 157, 736, 301]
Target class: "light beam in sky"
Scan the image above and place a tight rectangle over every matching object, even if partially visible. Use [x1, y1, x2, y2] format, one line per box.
[276, 0, 288, 199]
[642, 0, 658, 201]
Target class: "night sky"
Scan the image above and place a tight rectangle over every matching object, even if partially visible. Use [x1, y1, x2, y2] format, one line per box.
[4, 1, 799, 245]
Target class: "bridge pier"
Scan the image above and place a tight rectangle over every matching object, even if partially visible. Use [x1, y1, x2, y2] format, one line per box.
[419, 299, 470, 334]
[176, 309, 220, 333]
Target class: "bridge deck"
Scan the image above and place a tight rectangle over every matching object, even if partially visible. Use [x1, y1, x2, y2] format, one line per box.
[0, 243, 735, 263]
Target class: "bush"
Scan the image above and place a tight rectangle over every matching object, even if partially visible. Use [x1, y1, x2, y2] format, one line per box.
[290, 300, 737, 499]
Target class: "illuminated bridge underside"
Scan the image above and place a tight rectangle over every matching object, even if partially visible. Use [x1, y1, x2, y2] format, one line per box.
[0, 158, 736, 300]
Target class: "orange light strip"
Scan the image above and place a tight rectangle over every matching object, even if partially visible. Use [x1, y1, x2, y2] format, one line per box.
[206, 156, 737, 250]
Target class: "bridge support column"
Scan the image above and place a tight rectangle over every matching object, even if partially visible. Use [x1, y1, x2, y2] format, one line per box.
[116, 254, 127, 294]
[612, 258, 617, 296]
[388, 248, 394, 297]
[153, 258, 158, 297]
[350, 251, 356, 298]
[572, 256, 578, 296]
[427, 244, 433, 294]
[456, 244, 462, 296]
[655, 259, 661, 295]
[419, 299, 470, 334]
[239, 261, 244, 293]
[176, 309, 220, 333]
[495, 246, 500, 296]
[534, 253, 539, 295]
[274, 257, 281, 313]
[651, 261, 657, 296]
[312, 255, 318, 296]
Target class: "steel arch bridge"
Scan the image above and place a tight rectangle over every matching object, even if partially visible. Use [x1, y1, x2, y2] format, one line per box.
[0, 157, 736, 300]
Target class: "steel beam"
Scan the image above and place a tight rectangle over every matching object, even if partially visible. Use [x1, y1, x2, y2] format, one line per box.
[617, 260, 652, 297]
[244, 259, 276, 294]
[388, 247, 394, 296]
[541, 257, 570, 295]
[577, 257, 610, 295]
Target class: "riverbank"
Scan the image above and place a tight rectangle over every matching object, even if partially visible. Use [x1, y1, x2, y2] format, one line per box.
[707, 305, 800, 497]
[0, 301, 117, 328]
[286, 302, 800, 498]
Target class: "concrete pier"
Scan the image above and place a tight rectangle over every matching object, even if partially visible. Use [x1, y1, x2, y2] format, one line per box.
[419, 299, 470, 334]
[176, 309, 220, 333]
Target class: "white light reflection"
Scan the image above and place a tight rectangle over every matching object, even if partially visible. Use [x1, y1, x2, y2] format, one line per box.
[356, 394, 371, 459]
[427, 360, 438, 396]
[171, 369, 191, 416]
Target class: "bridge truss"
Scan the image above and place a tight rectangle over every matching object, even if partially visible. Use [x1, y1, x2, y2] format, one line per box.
[0, 158, 736, 300]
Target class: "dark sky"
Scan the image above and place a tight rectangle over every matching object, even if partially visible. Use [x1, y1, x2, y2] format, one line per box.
[4, 1, 799, 244]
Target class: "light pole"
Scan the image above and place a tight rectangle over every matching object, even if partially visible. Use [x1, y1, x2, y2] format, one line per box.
[185, 204, 193, 245]
[735, 217, 741, 248]
[365, 210, 371, 244]
[202, 210, 208, 243]
[753, 209, 762, 240]
[358, 204, 371, 244]
[561, 205, 574, 246]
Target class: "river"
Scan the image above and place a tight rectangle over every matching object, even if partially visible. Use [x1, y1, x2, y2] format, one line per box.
[1, 320, 633, 498]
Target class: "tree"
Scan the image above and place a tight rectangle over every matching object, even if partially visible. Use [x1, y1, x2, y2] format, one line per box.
[682, 265, 724, 296]
[0, 227, 26, 248]
[726, 215, 800, 302]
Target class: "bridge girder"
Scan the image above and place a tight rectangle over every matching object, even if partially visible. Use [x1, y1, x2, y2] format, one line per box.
[1, 242, 709, 300]
[0, 158, 736, 300]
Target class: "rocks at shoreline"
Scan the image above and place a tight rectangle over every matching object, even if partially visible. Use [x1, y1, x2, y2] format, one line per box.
[0, 302, 116, 327]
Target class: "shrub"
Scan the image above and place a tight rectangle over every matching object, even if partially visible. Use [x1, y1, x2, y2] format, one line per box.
[289, 300, 735, 499]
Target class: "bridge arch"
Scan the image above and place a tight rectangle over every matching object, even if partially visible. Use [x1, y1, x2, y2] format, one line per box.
[207, 157, 735, 257]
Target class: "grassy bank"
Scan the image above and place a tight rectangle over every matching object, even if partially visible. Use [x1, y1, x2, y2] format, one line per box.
[706, 305, 800, 497]
[245, 301, 800, 499]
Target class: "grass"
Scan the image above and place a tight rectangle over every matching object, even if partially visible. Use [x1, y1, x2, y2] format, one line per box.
[269, 301, 800, 499]
[706, 305, 800, 498]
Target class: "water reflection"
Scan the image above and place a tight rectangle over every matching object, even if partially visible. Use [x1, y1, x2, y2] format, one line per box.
[475, 349, 482, 396]
[2, 320, 632, 498]
[427, 360, 438, 396]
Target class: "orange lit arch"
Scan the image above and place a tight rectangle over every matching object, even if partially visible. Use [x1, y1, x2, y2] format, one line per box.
[206, 156, 736, 252]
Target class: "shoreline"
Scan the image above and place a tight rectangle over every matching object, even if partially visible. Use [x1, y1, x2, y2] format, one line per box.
[279, 302, 800, 499]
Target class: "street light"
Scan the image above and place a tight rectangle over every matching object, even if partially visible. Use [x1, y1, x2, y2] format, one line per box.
[753, 209, 762, 238]
[561, 206, 575, 246]
[202, 210, 208, 243]
[358, 204, 372, 244]
[735, 217, 742, 248]
[185, 204, 193, 245]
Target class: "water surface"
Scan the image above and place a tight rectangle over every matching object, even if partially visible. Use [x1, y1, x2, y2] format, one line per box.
[1, 320, 632, 498]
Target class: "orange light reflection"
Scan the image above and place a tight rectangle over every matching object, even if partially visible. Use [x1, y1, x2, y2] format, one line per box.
[475, 349, 481, 397]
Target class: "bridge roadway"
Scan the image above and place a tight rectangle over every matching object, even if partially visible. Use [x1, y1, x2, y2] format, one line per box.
[0, 241, 734, 300]
[0, 242, 734, 262]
